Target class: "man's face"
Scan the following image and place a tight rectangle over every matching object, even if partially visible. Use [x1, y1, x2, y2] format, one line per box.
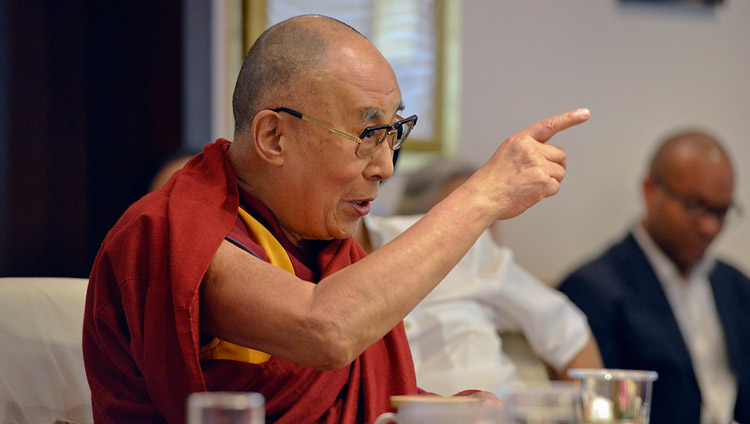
[643, 153, 734, 273]
[274, 40, 403, 245]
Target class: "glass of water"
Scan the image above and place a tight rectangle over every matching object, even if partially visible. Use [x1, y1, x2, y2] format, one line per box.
[567, 368, 658, 423]
[187, 392, 265, 424]
[496, 381, 583, 423]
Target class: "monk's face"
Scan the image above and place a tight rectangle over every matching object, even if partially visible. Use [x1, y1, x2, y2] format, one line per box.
[275, 37, 402, 244]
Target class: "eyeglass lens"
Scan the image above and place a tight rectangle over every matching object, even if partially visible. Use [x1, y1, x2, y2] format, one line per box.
[357, 118, 415, 157]
[663, 185, 735, 221]
[683, 199, 731, 221]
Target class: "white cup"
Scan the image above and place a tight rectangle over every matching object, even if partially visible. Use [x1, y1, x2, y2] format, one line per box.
[187, 392, 265, 424]
[374, 395, 488, 424]
[567, 368, 658, 423]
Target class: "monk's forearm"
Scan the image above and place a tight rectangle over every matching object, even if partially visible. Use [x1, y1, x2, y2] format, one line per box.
[311, 187, 495, 359]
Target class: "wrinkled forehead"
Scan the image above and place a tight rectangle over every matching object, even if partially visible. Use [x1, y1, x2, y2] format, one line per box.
[321, 42, 403, 118]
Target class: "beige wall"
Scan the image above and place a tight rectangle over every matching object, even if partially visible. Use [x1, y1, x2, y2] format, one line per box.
[460, 0, 750, 284]
[377, 0, 750, 284]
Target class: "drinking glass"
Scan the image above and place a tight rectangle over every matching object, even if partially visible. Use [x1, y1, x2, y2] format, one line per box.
[187, 392, 265, 424]
[496, 381, 583, 424]
[567, 368, 658, 423]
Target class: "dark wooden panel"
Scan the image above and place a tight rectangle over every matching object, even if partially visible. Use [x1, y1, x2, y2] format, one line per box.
[1, 1, 183, 277]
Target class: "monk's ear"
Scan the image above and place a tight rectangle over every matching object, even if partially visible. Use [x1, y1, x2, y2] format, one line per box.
[252, 110, 286, 167]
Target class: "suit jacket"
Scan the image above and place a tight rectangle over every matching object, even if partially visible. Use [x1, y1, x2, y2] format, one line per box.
[558, 233, 750, 424]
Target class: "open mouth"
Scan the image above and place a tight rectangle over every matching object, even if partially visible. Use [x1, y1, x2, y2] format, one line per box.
[350, 200, 371, 216]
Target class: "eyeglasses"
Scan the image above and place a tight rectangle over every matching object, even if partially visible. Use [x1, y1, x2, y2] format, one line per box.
[656, 179, 742, 222]
[272, 107, 417, 159]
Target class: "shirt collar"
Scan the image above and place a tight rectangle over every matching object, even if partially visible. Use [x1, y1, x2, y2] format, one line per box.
[631, 222, 715, 285]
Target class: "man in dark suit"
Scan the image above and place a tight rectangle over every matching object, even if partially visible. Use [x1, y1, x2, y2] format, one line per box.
[558, 130, 750, 424]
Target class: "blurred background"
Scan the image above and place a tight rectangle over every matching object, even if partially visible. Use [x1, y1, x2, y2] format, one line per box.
[1, 0, 747, 284]
[1, 2, 184, 278]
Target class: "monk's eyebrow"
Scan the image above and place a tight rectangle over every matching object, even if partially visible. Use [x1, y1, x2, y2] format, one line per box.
[359, 101, 406, 122]
[359, 107, 383, 123]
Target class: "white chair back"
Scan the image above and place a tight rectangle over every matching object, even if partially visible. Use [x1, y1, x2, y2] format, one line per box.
[0, 277, 92, 424]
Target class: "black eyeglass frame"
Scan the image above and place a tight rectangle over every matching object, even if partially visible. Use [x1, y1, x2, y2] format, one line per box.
[654, 178, 742, 222]
[272, 107, 417, 159]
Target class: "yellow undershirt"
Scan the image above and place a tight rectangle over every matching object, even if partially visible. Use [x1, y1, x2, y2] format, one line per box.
[198, 207, 295, 364]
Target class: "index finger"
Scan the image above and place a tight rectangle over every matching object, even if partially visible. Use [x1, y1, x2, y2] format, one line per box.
[526, 108, 591, 143]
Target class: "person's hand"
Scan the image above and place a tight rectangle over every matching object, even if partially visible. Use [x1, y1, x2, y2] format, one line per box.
[466, 108, 590, 221]
[464, 391, 505, 421]
[465, 390, 502, 405]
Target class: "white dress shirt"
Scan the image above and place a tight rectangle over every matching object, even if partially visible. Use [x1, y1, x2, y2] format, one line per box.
[633, 224, 737, 424]
[365, 215, 591, 396]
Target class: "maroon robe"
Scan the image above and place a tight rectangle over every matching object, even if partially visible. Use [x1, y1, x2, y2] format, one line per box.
[82, 140, 420, 424]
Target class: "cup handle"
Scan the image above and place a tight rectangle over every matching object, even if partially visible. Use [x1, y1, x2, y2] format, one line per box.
[373, 412, 397, 424]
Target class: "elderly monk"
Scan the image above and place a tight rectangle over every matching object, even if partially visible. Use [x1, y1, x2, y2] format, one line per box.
[83, 15, 590, 424]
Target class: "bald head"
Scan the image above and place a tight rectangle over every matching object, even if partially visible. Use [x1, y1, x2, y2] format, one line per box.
[648, 130, 733, 185]
[232, 15, 367, 135]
